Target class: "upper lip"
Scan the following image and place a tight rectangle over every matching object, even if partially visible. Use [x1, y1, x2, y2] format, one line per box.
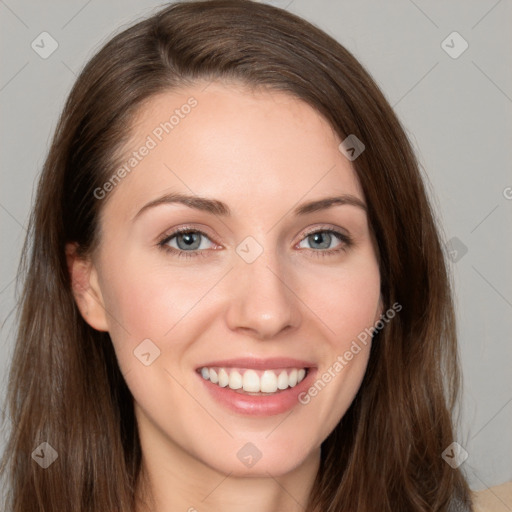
[196, 357, 316, 370]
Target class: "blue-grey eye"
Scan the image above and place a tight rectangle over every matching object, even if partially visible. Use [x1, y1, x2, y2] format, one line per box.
[298, 230, 343, 250]
[165, 231, 214, 251]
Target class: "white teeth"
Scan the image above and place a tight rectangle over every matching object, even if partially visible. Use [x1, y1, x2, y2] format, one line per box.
[218, 368, 229, 387]
[243, 369, 260, 392]
[288, 368, 298, 387]
[260, 370, 278, 393]
[277, 370, 288, 390]
[228, 370, 243, 390]
[199, 366, 308, 394]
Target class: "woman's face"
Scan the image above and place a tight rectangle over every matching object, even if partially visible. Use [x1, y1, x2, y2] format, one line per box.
[75, 82, 382, 478]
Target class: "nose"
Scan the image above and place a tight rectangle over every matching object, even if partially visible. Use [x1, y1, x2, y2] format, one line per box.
[224, 247, 302, 340]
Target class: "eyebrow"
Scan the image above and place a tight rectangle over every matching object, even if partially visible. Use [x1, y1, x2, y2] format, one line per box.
[133, 192, 367, 220]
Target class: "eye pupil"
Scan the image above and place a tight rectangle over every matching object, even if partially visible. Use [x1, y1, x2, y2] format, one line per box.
[177, 232, 201, 250]
[309, 232, 331, 249]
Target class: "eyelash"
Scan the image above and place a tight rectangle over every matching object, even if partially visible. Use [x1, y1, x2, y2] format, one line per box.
[157, 225, 353, 260]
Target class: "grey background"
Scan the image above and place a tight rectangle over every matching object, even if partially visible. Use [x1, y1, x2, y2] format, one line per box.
[1, 0, 511, 496]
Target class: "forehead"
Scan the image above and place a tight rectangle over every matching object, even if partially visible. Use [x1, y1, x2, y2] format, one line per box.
[101, 81, 364, 222]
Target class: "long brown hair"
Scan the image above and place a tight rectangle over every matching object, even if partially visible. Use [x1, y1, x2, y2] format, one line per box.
[1, 1, 473, 510]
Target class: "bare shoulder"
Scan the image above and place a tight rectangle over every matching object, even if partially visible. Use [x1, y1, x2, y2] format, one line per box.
[472, 481, 512, 512]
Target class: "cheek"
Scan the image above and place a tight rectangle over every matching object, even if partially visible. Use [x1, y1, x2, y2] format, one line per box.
[98, 251, 229, 373]
[296, 252, 381, 345]
[99, 238, 207, 328]
[292, 252, 380, 434]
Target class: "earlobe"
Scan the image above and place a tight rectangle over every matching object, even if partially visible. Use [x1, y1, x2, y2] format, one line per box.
[65, 242, 109, 332]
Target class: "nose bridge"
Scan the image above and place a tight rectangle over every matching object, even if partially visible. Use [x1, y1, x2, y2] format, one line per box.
[224, 238, 301, 338]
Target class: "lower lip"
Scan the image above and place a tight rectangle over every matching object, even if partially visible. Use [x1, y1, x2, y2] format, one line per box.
[197, 369, 317, 416]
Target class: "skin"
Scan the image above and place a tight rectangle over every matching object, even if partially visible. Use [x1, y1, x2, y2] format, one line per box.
[67, 81, 382, 512]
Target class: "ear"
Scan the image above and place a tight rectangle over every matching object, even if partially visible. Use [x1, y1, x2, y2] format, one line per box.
[65, 242, 109, 332]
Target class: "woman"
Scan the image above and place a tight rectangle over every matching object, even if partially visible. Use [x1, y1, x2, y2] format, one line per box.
[0, 0, 473, 510]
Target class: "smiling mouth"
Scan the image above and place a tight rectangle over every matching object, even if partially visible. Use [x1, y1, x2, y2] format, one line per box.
[197, 366, 309, 395]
